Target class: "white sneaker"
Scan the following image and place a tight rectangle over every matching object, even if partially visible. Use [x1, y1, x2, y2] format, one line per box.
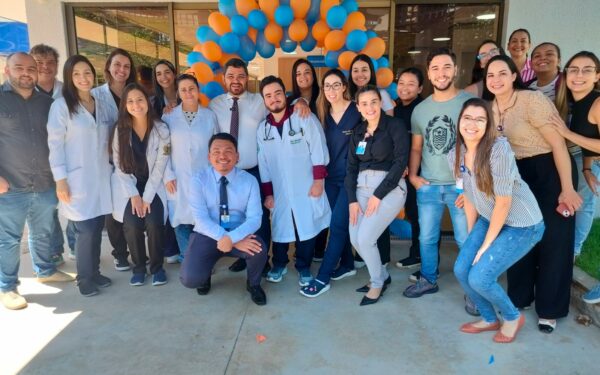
[354, 260, 366, 269]
[165, 255, 180, 264]
[0, 290, 28, 310]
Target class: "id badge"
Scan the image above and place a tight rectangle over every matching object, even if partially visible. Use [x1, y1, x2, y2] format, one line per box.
[356, 141, 367, 155]
[220, 214, 231, 230]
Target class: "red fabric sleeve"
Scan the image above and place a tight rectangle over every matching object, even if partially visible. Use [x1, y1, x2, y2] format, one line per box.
[312, 165, 328, 179]
[261, 182, 274, 196]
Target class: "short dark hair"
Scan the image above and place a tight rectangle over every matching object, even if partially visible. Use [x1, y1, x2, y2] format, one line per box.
[104, 48, 136, 85]
[355, 84, 381, 103]
[175, 73, 199, 90]
[259, 75, 286, 96]
[209, 132, 238, 151]
[398, 67, 424, 87]
[427, 48, 457, 68]
[508, 29, 531, 43]
[531, 42, 561, 60]
[224, 58, 248, 76]
[30, 44, 59, 61]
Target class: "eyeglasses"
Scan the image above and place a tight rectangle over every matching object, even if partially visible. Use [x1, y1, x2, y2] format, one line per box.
[476, 48, 500, 61]
[565, 67, 597, 76]
[460, 115, 487, 127]
[323, 82, 343, 91]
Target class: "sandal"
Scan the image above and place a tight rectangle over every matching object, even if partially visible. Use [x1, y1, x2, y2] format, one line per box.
[538, 319, 556, 334]
[299, 279, 330, 298]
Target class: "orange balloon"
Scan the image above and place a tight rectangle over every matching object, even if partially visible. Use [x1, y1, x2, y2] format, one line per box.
[324, 30, 346, 51]
[201, 41, 222, 62]
[184, 68, 194, 75]
[235, 0, 259, 17]
[342, 12, 366, 34]
[320, 0, 340, 19]
[316, 39, 324, 48]
[288, 19, 308, 42]
[208, 12, 231, 35]
[362, 37, 386, 59]
[259, 0, 279, 22]
[214, 72, 225, 86]
[248, 27, 258, 43]
[193, 43, 203, 52]
[192, 62, 214, 85]
[290, 0, 310, 18]
[219, 53, 239, 66]
[338, 51, 357, 70]
[311, 20, 330, 42]
[198, 93, 210, 107]
[264, 22, 283, 45]
[376, 67, 394, 88]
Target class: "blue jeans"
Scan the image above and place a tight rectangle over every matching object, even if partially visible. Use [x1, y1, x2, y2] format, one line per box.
[0, 189, 58, 291]
[316, 179, 354, 284]
[574, 153, 600, 255]
[416, 184, 468, 284]
[174, 224, 194, 261]
[51, 214, 76, 254]
[454, 218, 545, 322]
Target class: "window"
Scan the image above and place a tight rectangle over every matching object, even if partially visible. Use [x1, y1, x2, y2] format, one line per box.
[393, 3, 502, 89]
[70, 6, 172, 83]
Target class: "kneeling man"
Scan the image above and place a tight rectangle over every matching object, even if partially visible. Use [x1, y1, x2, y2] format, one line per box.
[180, 133, 267, 305]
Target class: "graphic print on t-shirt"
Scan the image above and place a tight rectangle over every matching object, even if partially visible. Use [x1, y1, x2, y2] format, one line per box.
[425, 115, 456, 155]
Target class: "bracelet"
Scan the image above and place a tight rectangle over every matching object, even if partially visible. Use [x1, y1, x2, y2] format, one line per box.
[583, 168, 592, 173]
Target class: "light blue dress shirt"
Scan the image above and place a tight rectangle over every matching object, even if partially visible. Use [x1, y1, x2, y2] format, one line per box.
[189, 166, 262, 244]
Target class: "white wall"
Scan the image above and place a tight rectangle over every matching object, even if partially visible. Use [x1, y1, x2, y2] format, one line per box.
[1, 0, 27, 22]
[504, 0, 600, 63]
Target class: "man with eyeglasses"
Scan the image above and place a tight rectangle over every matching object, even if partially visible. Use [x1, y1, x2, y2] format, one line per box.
[403, 48, 475, 299]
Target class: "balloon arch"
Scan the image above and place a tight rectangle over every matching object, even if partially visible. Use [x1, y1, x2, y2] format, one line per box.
[186, 0, 397, 106]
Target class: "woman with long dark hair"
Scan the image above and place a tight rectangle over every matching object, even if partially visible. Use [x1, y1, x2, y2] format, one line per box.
[300, 69, 361, 297]
[152, 59, 179, 117]
[162, 74, 217, 260]
[47, 55, 113, 296]
[92, 48, 137, 271]
[450, 98, 544, 343]
[111, 83, 171, 287]
[465, 40, 503, 99]
[507, 29, 536, 83]
[289, 58, 320, 115]
[485, 54, 582, 333]
[551, 51, 600, 303]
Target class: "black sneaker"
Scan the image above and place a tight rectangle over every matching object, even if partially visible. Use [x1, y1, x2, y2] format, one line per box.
[229, 258, 247, 272]
[246, 282, 267, 306]
[113, 258, 130, 271]
[92, 274, 112, 288]
[196, 278, 211, 295]
[79, 281, 99, 297]
[395, 256, 421, 269]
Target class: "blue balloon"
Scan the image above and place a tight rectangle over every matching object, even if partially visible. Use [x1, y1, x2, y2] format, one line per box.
[202, 81, 225, 99]
[238, 35, 256, 62]
[218, 0, 238, 18]
[274, 5, 294, 27]
[386, 82, 399, 100]
[325, 50, 343, 68]
[196, 25, 220, 43]
[370, 57, 378, 72]
[279, 0, 290, 5]
[219, 32, 241, 54]
[280, 29, 297, 53]
[256, 32, 275, 58]
[366, 30, 378, 39]
[306, 0, 320, 23]
[230, 15, 249, 36]
[248, 9, 268, 30]
[341, 0, 359, 13]
[346, 30, 367, 52]
[300, 33, 317, 52]
[326, 6, 348, 30]
[186, 51, 203, 65]
[377, 56, 389, 69]
[341, 69, 349, 79]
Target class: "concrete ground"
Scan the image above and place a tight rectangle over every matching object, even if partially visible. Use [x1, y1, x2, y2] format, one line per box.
[1, 233, 599, 375]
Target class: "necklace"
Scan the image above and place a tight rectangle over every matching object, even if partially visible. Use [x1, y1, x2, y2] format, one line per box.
[495, 90, 518, 132]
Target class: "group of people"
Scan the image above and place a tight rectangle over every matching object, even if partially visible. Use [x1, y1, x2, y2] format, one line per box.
[1, 27, 599, 344]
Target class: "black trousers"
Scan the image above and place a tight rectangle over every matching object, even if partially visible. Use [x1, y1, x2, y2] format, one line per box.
[313, 228, 328, 258]
[122, 196, 165, 274]
[105, 214, 128, 260]
[180, 232, 267, 287]
[508, 152, 576, 319]
[404, 176, 421, 259]
[72, 215, 105, 284]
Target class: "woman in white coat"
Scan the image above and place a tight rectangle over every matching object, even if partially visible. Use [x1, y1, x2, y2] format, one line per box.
[91, 48, 137, 271]
[257, 76, 331, 286]
[161, 74, 217, 260]
[47, 55, 113, 297]
[111, 83, 171, 287]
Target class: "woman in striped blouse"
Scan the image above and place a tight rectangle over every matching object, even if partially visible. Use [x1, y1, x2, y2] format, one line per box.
[449, 98, 544, 343]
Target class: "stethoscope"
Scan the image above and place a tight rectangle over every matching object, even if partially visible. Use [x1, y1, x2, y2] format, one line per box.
[263, 116, 304, 141]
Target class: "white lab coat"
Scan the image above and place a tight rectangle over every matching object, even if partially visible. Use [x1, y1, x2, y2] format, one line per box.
[47, 94, 113, 221]
[111, 121, 170, 224]
[257, 112, 331, 242]
[91, 83, 118, 126]
[161, 105, 217, 227]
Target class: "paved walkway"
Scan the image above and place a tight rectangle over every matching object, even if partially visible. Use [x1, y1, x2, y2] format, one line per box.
[2, 236, 599, 375]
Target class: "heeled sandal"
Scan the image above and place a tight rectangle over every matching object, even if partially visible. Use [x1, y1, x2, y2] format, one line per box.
[538, 319, 556, 334]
